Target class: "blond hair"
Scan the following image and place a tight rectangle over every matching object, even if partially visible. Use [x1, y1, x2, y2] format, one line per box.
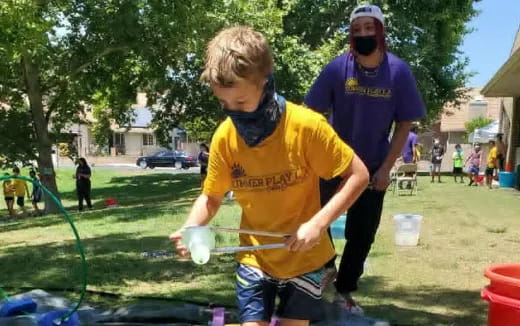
[201, 26, 273, 86]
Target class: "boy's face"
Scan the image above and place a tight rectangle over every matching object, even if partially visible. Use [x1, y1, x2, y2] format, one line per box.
[211, 77, 266, 113]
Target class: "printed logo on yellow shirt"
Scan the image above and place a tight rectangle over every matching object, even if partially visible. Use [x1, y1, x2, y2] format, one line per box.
[231, 163, 247, 178]
[231, 165, 307, 192]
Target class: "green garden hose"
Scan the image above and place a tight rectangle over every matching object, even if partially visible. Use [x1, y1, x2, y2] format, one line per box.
[0, 174, 88, 323]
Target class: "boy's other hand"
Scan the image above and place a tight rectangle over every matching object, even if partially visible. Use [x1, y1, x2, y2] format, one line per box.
[169, 230, 189, 257]
[286, 221, 322, 252]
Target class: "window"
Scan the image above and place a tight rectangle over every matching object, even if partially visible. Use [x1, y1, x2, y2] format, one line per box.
[467, 100, 488, 120]
[142, 134, 154, 146]
[114, 133, 125, 146]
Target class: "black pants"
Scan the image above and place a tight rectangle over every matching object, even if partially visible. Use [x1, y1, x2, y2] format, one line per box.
[320, 177, 386, 293]
[77, 182, 92, 211]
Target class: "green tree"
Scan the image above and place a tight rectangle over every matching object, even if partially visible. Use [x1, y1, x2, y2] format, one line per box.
[152, 0, 480, 140]
[0, 0, 214, 212]
[464, 116, 494, 143]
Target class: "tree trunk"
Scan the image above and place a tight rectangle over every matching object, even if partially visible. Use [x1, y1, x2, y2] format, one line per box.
[22, 54, 61, 214]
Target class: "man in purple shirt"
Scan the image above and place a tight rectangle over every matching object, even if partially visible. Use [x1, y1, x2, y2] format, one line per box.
[402, 125, 419, 163]
[304, 4, 425, 313]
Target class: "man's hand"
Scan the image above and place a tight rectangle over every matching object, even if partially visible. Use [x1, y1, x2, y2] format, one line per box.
[285, 220, 323, 252]
[371, 166, 391, 191]
[169, 229, 189, 257]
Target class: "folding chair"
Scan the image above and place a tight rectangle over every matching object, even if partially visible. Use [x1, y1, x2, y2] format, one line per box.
[392, 163, 418, 195]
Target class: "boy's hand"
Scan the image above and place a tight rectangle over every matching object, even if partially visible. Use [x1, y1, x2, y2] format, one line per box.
[169, 230, 189, 257]
[286, 221, 322, 252]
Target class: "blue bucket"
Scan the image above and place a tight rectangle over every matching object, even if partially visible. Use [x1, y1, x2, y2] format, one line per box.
[498, 172, 516, 188]
[330, 214, 347, 239]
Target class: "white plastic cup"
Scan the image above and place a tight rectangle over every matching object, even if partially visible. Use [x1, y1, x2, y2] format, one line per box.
[393, 214, 423, 246]
[182, 226, 216, 264]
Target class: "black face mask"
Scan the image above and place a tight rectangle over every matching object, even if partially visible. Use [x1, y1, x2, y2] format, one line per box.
[353, 35, 378, 56]
[223, 76, 286, 147]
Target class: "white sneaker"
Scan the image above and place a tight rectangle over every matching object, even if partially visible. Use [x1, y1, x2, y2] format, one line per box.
[333, 292, 364, 316]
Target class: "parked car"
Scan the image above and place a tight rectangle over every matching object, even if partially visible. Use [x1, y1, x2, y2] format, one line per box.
[136, 150, 198, 169]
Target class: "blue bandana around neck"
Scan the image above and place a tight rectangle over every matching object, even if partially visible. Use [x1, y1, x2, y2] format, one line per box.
[223, 76, 286, 147]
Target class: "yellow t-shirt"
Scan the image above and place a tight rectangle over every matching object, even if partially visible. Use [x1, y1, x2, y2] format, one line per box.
[12, 178, 27, 196]
[203, 102, 354, 279]
[487, 147, 497, 168]
[3, 180, 15, 197]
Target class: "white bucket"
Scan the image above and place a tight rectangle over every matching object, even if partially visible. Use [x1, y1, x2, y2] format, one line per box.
[393, 214, 423, 246]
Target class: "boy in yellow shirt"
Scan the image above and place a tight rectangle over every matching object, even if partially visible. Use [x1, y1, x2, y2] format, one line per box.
[12, 167, 30, 215]
[169, 27, 368, 326]
[3, 173, 15, 217]
[486, 140, 498, 189]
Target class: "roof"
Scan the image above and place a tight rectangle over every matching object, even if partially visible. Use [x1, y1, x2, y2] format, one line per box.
[481, 47, 520, 97]
[482, 25, 520, 97]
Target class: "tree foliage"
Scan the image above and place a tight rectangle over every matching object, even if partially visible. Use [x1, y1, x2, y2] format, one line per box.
[0, 0, 481, 210]
[465, 116, 494, 134]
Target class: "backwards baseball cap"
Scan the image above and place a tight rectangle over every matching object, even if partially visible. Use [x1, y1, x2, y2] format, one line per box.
[350, 4, 384, 25]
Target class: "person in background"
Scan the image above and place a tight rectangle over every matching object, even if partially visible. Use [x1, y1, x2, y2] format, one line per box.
[402, 125, 419, 164]
[465, 144, 482, 186]
[430, 139, 444, 183]
[304, 4, 425, 314]
[29, 170, 43, 215]
[75, 158, 92, 211]
[198, 143, 210, 189]
[496, 133, 506, 171]
[485, 140, 498, 189]
[12, 167, 30, 215]
[3, 173, 15, 217]
[452, 144, 464, 183]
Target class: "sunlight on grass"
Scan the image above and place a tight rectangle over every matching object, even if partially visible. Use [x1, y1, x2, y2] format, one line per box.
[1, 172, 519, 325]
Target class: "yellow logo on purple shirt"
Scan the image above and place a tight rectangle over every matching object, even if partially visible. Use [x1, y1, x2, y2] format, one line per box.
[345, 78, 392, 98]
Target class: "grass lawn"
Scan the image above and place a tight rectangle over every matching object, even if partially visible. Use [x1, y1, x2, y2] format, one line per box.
[1, 169, 519, 325]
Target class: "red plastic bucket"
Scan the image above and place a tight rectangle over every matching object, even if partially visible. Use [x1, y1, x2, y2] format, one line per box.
[481, 264, 520, 326]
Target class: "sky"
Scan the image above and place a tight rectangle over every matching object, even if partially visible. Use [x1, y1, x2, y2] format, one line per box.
[461, 0, 520, 87]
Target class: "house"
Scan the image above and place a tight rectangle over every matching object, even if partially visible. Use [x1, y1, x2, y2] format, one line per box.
[110, 106, 168, 157]
[481, 25, 520, 174]
[416, 89, 501, 172]
[69, 93, 199, 164]
[440, 87, 501, 146]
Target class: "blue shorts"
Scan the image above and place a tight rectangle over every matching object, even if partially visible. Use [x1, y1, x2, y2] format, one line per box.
[235, 264, 324, 323]
[470, 167, 479, 175]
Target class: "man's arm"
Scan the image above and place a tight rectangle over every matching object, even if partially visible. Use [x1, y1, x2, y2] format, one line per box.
[372, 121, 412, 190]
[25, 182, 30, 199]
[169, 194, 223, 256]
[286, 155, 369, 251]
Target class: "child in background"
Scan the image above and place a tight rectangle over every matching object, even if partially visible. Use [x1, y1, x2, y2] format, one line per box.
[485, 140, 498, 189]
[3, 173, 15, 217]
[30, 170, 43, 215]
[452, 144, 464, 183]
[12, 167, 30, 215]
[465, 144, 482, 186]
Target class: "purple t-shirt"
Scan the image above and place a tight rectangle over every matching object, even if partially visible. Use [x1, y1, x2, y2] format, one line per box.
[304, 52, 425, 172]
[402, 132, 418, 163]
